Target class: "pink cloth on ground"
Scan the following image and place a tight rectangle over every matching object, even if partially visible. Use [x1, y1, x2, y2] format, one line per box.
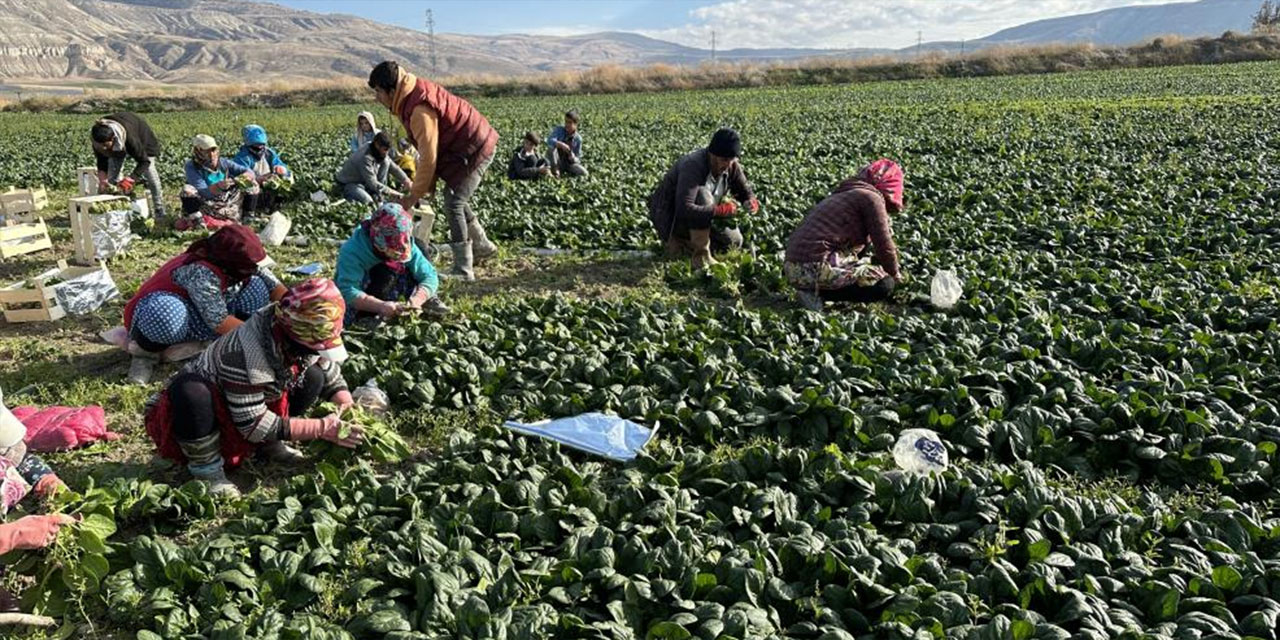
[10, 406, 119, 452]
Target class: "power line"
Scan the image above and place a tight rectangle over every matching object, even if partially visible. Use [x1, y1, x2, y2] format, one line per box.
[425, 8, 438, 76]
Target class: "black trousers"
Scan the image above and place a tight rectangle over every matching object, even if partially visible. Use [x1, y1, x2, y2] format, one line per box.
[817, 276, 896, 303]
[169, 365, 325, 441]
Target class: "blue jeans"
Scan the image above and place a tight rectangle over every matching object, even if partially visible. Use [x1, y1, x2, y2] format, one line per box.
[342, 183, 376, 204]
[131, 276, 271, 348]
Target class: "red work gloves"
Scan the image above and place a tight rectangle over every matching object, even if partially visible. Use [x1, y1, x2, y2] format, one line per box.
[118, 177, 136, 193]
[0, 514, 75, 554]
[745, 197, 760, 214]
[713, 200, 738, 218]
[274, 165, 288, 176]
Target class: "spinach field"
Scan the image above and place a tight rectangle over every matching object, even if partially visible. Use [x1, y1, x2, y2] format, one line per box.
[2, 61, 1280, 639]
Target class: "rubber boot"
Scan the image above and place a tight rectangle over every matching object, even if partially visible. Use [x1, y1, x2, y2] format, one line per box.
[796, 290, 824, 312]
[178, 433, 241, 498]
[447, 241, 475, 281]
[665, 235, 690, 257]
[689, 228, 717, 271]
[467, 219, 498, 263]
[127, 353, 158, 385]
[260, 440, 306, 464]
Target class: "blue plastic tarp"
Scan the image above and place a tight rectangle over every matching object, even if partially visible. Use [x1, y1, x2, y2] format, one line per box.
[501, 413, 659, 462]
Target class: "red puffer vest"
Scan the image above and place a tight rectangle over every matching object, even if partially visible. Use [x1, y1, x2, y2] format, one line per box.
[397, 76, 499, 189]
[123, 255, 228, 329]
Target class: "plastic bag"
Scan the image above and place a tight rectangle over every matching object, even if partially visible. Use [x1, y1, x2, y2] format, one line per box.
[930, 269, 962, 309]
[351, 379, 390, 415]
[91, 208, 133, 260]
[502, 413, 659, 462]
[259, 212, 292, 247]
[413, 205, 435, 250]
[893, 428, 948, 475]
[310, 190, 329, 203]
[132, 198, 150, 221]
[54, 268, 120, 315]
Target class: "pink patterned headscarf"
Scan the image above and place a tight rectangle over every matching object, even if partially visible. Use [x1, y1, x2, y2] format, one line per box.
[857, 159, 904, 212]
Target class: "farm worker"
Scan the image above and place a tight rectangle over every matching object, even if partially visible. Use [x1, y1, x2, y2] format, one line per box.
[178, 134, 263, 231]
[508, 131, 551, 180]
[232, 124, 293, 213]
[649, 127, 759, 270]
[395, 138, 419, 179]
[368, 60, 500, 281]
[0, 389, 67, 512]
[144, 278, 361, 498]
[546, 109, 587, 177]
[350, 111, 378, 154]
[334, 131, 411, 205]
[90, 111, 167, 221]
[122, 225, 287, 385]
[784, 159, 905, 310]
[336, 203, 447, 325]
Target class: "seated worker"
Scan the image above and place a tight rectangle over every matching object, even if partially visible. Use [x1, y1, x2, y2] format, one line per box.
[648, 128, 759, 270]
[545, 109, 586, 177]
[335, 132, 411, 205]
[179, 135, 263, 230]
[144, 279, 361, 498]
[336, 203, 447, 325]
[122, 225, 286, 384]
[232, 124, 293, 212]
[784, 159, 906, 310]
[508, 131, 551, 180]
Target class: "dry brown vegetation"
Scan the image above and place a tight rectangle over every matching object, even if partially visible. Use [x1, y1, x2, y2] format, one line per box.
[3, 31, 1279, 113]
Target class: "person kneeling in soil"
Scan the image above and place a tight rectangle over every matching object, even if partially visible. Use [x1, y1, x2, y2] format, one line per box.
[508, 131, 551, 181]
[784, 159, 906, 310]
[546, 109, 587, 177]
[335, 132, 411, 205]
[179, 135, 263, 230]
[123, 225, 286, 385]
[145, 279, 361, 498]
[232, 124, 293, 214]
[336, 203, 447, 324]
[649, 127, 759, 270]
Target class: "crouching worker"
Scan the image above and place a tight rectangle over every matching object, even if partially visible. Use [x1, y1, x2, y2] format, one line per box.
[90, 112, 167, 221]
[336, 132, 410, 205]
[123, 225, 286, 385]
[337, 203, 446, 324]
[508, 131, 550, 180]
[145, 279, 361, 497]
[649, 127, 759, 270]
[232, 124, 293, 213]
[784, 159, 906, 310]
[179, 135, 263, 230]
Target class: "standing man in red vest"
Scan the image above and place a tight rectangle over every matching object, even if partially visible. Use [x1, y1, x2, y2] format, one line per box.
[368, 61, 499, 281]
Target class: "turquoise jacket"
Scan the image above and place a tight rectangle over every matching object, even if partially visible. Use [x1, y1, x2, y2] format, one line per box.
[335, 225, 439, 304]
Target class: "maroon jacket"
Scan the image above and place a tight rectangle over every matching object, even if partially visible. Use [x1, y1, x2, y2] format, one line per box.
[395, 74, 498, 189]
[785, 179, 900, 278]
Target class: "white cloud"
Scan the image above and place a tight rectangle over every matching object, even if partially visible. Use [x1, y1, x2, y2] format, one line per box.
[515, 24, 611, 37]
[640, 0, 1178, 50]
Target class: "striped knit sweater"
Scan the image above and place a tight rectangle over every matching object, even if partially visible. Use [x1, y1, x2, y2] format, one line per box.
[785, 179, 900, 278]
[178, 308, 347, 442]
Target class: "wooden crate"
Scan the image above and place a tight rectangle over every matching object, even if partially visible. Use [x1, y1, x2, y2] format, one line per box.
[78, 167, 100, 197]
[0, 190, 36, 224]
[0, 219, 52, 261]
[0, 261, 112, 323]
[69, 195, 130, 265]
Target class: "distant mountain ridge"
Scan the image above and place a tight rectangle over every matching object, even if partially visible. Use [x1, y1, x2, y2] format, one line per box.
[0, 0, 1263, 85]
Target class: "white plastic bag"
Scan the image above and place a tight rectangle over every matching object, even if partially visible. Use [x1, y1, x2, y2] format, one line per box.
[351, 379, 390, 415]
[893, 428, 949, 475]
[259, 212, 292, 247]
[131, 198, 150, 221]
[310, 190, 329, 203]
[53, 268, 119, 315]
[930, 269, 962, 309]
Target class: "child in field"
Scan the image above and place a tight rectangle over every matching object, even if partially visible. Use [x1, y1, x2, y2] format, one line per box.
[509, 131, 551, 180]
[546, 109, 586, 177]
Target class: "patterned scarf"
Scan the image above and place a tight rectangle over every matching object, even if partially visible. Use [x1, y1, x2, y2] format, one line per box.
[362, 203, 414, 271]
[856, 159, 905, 212]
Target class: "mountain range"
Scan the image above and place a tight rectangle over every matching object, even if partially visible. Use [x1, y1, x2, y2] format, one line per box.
[0, 0, 1263, 87]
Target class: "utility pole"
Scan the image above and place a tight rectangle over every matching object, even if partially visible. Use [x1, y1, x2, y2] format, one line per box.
[425, 8, 438, 76]
[917, 31, 923, 57]
[711, 30, 716, 62]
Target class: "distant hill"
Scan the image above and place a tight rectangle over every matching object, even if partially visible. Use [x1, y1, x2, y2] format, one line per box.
[976, 0, 1258, 47]
[0, 0, 1265, 86]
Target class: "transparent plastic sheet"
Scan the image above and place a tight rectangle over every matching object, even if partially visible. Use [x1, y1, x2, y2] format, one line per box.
[91, 209, 134, 260]
[502, 413, 659, 462]
[54, 269, 120, 315]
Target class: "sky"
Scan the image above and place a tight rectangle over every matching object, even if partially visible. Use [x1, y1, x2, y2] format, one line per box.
[269, 0, 1184, 50]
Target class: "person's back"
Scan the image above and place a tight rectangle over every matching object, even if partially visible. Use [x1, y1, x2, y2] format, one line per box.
[786, 180, 882, 263]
